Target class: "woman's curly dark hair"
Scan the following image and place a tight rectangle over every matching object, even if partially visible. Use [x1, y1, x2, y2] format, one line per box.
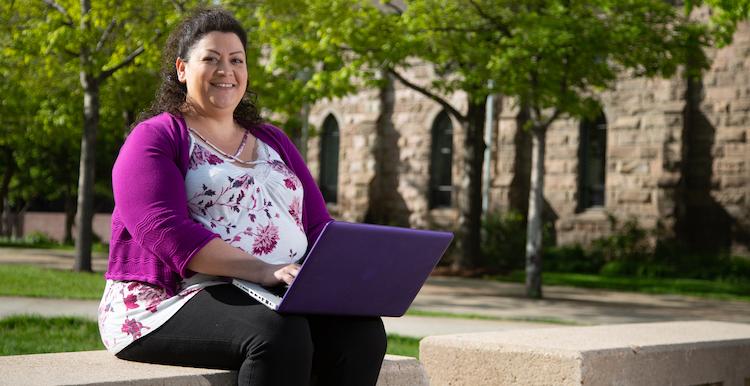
[137, 7, 262, 126]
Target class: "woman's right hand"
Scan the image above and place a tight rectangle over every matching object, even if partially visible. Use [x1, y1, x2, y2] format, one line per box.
[187, 239, 302, 286]
[258, 263, 301, 286]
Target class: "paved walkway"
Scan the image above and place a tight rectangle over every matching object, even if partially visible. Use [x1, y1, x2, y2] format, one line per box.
[2, 247, 749, 338]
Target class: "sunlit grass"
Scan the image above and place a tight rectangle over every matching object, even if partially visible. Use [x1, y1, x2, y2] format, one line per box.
[0, 315, 104, 356]
[490, 271, 750, 302]
[0, 265, 104, 300]
[0, 315, 421, 358]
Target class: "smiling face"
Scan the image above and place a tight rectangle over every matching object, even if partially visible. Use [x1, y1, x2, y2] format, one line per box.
[176, 31, 247, 117]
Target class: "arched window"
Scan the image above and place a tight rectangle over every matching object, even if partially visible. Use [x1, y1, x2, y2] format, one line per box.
[429, 111, 454, 209]
[319, 114, 340, 203]
[578, 112, 607, 210]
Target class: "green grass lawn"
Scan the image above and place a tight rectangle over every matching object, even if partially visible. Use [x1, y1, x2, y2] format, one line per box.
[491, 271, 750, 302]
[0, 265, 105, 300]
[0, 315, 104, 356]
[0, 315, 420, 358]
[3, 262, 749, 303]
[0, 239, 109, 254]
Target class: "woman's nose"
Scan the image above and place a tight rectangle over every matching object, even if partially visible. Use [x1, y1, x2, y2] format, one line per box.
[216, 60, 230, 74]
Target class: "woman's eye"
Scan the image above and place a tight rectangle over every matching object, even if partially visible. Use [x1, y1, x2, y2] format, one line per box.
[203, 57, 219, 63]
[232, 58, 245, 64]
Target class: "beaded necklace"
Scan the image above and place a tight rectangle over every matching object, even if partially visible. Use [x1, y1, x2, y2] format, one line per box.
[188, 127, 258, 165]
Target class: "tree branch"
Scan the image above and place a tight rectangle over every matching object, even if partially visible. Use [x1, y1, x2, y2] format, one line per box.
[170, 0, 186, 14]
[384, 2, 404, 15]
[98, 45, 144, 81]
[95, 17, 117, 53]
[417, 26, 495, 34]
[467, 0, 512, 38]
[41, 0, 73, 27]
[542, 108, 561, 130]
[387, 67, 466, 123]
[63, 47, 80, 57]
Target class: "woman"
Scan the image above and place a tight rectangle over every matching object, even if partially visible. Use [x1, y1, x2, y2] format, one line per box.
[97, 7, 386, 386]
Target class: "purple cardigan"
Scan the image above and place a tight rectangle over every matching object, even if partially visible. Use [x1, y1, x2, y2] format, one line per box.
[105, 112, 332, 295]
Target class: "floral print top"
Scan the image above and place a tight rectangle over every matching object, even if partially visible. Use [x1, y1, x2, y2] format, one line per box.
[98, 133, 308, 354]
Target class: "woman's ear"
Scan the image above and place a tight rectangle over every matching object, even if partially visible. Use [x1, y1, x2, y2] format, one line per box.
[175, 57, 187, 83]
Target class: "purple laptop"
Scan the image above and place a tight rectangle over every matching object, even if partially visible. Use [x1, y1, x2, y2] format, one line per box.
[232, 221, 453, 316]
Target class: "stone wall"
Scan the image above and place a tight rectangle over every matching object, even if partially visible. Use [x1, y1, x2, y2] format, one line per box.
[307, 21, 750, 255]
[309, 88, 381, 222]
[308, 63, 466, 230]
[556, 75, 688, 246]
[684, 21, 750, 254]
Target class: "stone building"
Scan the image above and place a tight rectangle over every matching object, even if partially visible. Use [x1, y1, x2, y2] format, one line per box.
[304, 22, 750, 256]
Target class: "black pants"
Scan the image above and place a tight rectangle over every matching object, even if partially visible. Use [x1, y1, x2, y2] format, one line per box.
[116, 284, 387, 386]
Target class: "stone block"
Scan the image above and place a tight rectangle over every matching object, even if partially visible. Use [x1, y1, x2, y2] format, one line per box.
[607, 145, 639, 159]
[611, 116, 641, 130]
[717, 128, 748, 143]
[613, 132, 639, 146]
[722, 142, 748, 158]
[639, 147, 659, 159]
[0, 351, 427, 386]
[619, 160, 651, 175]
[706, 86, 739, 101]
[618, 190, 652, 204]
[715, 160, 746, 174]
[420, 321, 750, 386]
[722, 175, 749, 188]
[730, 98, 750, 112]
[727, 113, 750, 126]
[715, 191, 747, 205]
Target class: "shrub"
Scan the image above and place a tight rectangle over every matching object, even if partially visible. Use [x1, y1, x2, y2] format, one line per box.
[0, 232, 59, 247]
[545, 245, 601, 273]
[481, 211, 527, 272]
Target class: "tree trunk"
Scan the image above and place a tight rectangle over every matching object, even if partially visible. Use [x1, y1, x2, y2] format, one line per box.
[64, 185, 76, 245]
[452, 98, 487, 269]
[525, 127, 545, 298]
[75, 73, 99, 272]
[0, 148, 15, 237]
[74, 0, 96, 272]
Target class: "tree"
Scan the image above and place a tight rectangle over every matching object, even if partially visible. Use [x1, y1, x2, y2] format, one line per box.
[686, 0, 750, 45]
[6, 0, 189, 270]
[464, 0, 709, 298]
[252, 0, 708, 297]
[0, 3, 80, 237]
[252, 0, 495, 268]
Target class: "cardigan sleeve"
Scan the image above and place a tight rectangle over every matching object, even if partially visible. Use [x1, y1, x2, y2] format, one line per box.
[112, 120, 218, 278]
[263, 124, 333, 246]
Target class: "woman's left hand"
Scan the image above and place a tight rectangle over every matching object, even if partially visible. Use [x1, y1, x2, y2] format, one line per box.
[268, 263, 301, 286]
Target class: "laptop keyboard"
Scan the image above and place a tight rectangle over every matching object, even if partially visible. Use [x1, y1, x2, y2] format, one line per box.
[263, 285, 289, 297]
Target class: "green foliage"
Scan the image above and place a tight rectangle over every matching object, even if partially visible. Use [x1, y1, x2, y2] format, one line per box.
[540, 216, 750, 282]
[544, 244, 601, 274]
[481, 211, 558, 272]
[12, 232, 58, 246]
[589, 216, 658, 276]
[481, 211, 527, 271]
[0, 0, 192, 215]
[686, 0, 750, 46]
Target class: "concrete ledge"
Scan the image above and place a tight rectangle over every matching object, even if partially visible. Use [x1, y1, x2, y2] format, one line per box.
[420, 321, 750, 386]
[0, 351, 427, 386]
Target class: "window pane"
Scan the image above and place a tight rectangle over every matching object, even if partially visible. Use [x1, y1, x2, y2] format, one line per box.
[429, 111, 453, 208]
[578, 113, 607, 210]
[320, 115, 339, 203]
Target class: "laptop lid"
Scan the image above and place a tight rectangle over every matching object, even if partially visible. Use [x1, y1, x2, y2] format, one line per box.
[276, 221, 453, 317]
